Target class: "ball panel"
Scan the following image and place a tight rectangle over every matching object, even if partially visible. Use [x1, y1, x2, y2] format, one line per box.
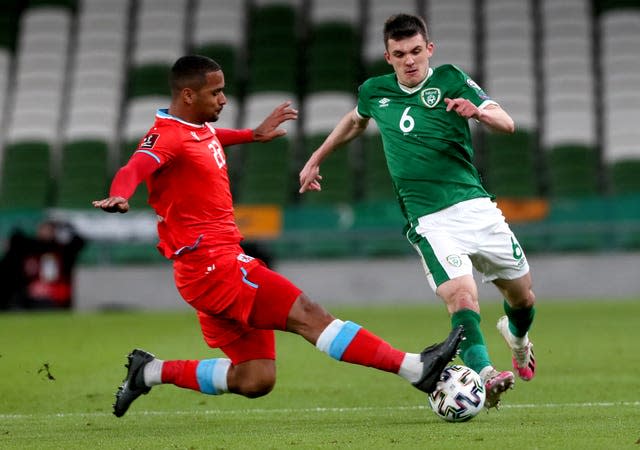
[428, 365, 486, 422]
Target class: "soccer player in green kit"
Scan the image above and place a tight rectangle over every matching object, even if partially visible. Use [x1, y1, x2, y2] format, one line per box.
[299, 13, 536, 409]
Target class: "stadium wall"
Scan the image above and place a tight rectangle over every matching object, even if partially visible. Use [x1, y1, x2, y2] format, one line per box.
[74, 252, 640, 311]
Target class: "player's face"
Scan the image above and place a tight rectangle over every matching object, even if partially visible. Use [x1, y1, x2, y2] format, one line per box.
[192, 70, 227, 123]
[384, 33, 434, 88]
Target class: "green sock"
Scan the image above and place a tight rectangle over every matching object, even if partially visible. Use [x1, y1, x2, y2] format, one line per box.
[451, 309, 491, 374]
[503, 300, 536, 338]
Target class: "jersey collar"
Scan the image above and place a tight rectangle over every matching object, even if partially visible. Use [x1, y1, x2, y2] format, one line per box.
[156, 109, 206, 128]
[397, 68, 434, 94]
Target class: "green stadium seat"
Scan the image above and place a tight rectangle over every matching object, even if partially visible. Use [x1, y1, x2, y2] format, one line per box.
[300, 135, 355, 205]
[128, 64, 170, 98]
[307, 22, 360, 93]
[247, 4, 298, 94]
[236, 140, 292, 206]
[0, 141, 52, 209]
[483, 130, 539, 198]
[55, 140, 109, 208]
[609, 158, 640, 194]
[0, 1, 22, 51]
[547, 145, 599, 198]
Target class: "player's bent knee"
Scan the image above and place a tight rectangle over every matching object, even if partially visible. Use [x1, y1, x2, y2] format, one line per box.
[237, 375, 276, 398]
[286, 294, 334, 336]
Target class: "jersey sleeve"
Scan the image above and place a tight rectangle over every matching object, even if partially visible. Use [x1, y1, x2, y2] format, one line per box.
[449, 65, 496, 109]
[356, 80, 373, 119]
[131, 127, 180, 166]
[215, 128, 254, 146]
[109, 151, 159, 199]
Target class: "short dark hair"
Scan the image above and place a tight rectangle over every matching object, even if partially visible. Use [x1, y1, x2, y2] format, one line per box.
[383, 14, 429, 48]
[169, 55, 221, 94]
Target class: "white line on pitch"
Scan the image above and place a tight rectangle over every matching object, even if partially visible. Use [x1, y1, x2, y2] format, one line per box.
[1, 401, 639, 420]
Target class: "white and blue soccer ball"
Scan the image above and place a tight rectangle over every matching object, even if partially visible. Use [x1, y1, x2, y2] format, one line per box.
[428, 365, 486, 422]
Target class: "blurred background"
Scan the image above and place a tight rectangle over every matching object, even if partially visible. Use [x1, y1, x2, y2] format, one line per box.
[0, 0, 639, 309]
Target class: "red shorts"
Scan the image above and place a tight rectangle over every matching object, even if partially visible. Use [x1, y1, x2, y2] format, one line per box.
[173, 245, 302, 364]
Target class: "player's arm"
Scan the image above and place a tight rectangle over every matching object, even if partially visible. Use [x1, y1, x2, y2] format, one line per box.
[444, 99, 515, 134]
[299, 108, 369, 193]
[92, 153, 158, 213]
[215, 101, 298, 146]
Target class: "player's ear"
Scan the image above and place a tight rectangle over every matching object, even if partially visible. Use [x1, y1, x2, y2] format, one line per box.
[384, 50, 392, 64]
[182, 88, 195, 105]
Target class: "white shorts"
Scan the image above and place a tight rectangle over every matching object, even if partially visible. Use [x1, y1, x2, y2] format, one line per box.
[407, 197, 530, 291]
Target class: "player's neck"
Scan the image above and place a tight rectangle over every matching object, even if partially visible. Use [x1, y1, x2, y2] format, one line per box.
[168, 104, 204, 126]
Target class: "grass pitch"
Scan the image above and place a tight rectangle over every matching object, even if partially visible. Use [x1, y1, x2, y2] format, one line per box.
[1, 300, 639, 449]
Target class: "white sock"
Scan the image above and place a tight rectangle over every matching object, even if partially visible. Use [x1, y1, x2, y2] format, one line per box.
[397, 353, 421, 383]
[479, 365, 495, 382]
[143, 358, 164, 386]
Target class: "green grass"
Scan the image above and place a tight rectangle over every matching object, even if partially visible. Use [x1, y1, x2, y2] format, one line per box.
[1, 300, 639, 449]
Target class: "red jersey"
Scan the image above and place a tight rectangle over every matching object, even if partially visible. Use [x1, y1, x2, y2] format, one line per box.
[124, 109, 254, 259]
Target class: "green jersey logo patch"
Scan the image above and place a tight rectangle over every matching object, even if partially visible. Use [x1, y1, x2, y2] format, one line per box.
[421, 88, 441, 108]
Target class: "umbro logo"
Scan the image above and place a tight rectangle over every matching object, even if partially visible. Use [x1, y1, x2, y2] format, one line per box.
[378, 98, 391, 107]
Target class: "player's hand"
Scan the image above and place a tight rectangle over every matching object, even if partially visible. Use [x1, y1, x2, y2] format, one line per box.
[253, 101, 299, 142]
[444, 98, 480, 120]
[92, 196, 130, 213]
[299, 161, 323, 193]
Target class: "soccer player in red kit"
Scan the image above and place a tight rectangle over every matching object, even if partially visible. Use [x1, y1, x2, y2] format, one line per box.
[93, 55, 463, 417]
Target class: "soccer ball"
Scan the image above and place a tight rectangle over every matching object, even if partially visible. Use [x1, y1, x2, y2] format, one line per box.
[428, 365, 486, 422]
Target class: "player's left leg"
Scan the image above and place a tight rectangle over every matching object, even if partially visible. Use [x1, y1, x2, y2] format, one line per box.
[112, 327, 278, 417]
[494, 273, 537, 381]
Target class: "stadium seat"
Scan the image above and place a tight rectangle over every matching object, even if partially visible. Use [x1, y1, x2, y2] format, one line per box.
[483, 130, 539, 198]
[55, 140, 109, 208]
[601, 9, 640, 163]
[306, 22, 360, 94]
[427, 0, 477, 74]
[309, 0, 359, 26]
[128, 64, 170, 98]
[236, 139, 293, 206]
[547, 145, 599, 198]
[247, 3, 299, 94]
[541, 0, 596, 149]
[484, 0, 536, 129]
[5, 6, 71, 146]
[0, 1, 23, 51]
[0, 141, 52, 209]
[609, 159, 640, 194]
[131, 0, 187, 66]
[300, 135, 355, 205]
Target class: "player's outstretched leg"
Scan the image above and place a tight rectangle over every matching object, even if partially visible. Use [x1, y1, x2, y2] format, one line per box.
[412, 325, 464, 393]
[113, 348, 155, 417]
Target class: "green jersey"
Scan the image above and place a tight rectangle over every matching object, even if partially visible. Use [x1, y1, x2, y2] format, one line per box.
[357, 64, 495, 228]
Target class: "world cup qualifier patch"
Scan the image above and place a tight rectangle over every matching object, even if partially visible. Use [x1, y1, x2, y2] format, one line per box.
[140, 133, 160, 149]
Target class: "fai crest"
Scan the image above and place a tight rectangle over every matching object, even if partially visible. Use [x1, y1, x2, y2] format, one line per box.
[446, 254, 462, 268]
[421, 88, 441, 108]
